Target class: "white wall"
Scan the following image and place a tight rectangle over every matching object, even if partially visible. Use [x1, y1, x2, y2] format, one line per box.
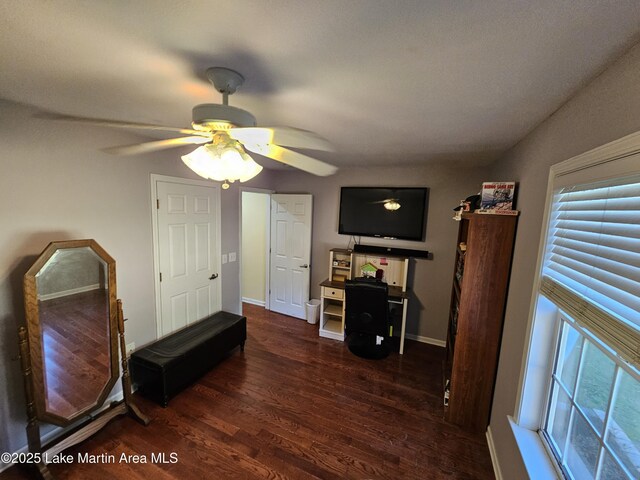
[488, 41, 640, 479]
[241, 191, 269, 304]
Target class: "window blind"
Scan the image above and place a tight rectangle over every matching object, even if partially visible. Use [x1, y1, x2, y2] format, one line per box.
[541, 176, 640, 367]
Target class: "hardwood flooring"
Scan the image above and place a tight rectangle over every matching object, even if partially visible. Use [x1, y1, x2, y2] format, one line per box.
[39, 289, 112, 418]
[2, 303, 495, 479]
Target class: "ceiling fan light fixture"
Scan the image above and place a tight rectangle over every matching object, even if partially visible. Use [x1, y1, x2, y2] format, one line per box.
[180, 144, 219, 179]
[238, 151, 263, 182]
[384, 200, 401, 211]
[181, 134, 263, 187]
[219, 146, 247, 179]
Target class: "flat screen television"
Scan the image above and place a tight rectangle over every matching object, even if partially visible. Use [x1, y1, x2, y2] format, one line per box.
[338, 187, 429, 241]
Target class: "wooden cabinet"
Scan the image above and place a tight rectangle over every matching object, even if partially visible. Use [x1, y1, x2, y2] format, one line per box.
[444, 213, 517, 432]
[320, 284, 345, 340]
[319, 249, 351, 341]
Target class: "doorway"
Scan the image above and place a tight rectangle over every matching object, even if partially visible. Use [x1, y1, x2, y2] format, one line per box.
[240, 191, 313, 320]
[240, 190, 271, 308]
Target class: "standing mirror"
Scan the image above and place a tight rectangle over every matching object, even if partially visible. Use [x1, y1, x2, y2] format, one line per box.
[20, 239, 148, 479]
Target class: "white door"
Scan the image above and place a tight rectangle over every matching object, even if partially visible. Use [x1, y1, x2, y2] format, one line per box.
[269, 194, 313, 319]
[156, 180, 221, 335]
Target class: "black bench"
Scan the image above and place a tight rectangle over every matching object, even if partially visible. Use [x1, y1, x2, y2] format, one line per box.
[129, 311, 246, 407]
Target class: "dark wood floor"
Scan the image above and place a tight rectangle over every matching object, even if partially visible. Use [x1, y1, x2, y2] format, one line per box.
[2, 304, 495, 479]
[40, 289, 112, 417]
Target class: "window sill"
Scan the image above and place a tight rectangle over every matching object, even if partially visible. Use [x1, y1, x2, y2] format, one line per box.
[508, 416, 560, 480]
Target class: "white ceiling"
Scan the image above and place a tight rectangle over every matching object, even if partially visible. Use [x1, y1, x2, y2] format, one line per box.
[1, 0, 639, 168]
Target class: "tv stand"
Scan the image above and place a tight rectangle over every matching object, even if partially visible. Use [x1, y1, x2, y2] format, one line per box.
[319, 248, 410, 354]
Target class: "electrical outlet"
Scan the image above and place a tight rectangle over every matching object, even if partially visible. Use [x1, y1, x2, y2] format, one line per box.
[229, 252, 236, 262]
[126, 342, 135, 356]
[222, 254, 228, 264]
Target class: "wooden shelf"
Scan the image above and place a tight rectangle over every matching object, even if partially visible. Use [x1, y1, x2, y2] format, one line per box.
[444, 213, 517, 432]
[323, 304, 343, 317]
[322, 317, 342, 334]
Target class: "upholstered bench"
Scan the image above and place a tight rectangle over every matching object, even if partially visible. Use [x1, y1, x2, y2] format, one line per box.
[129, 311, 246, 407]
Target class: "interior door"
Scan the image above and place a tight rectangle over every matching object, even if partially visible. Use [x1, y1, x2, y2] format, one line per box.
[269, 194, 313, 319]
[156, 180, 221, 335]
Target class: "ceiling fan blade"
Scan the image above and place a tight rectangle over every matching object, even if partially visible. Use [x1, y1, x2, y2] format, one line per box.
[244, 144, 337, 176]
[229, 127, 334, 151]
[102, 136, 211, 156]
[35, 112, 208, 136]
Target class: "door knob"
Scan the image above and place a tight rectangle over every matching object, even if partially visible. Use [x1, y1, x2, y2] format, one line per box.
[209, 273, 219, 280]
[299, 264, 309, 268]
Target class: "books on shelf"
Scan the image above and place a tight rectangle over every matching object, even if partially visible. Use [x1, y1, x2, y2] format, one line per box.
[444, 379, 450, 406]
[455, 252, 465, 283]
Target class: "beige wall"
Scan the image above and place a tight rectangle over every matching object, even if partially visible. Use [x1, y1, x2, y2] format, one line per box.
[5, 39, 637, 471]
[488, 42, 640, 479]
[0, 100, 274, 461]
[0, 100, 183, 457]
[241, 191, 269, 304]
[1, 101, 482, 461]
[272, 164, 486, 341]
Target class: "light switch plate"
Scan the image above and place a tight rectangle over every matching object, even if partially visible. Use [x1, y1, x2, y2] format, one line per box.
[229, 252, 237, 262]
[222, 254, 228, 264]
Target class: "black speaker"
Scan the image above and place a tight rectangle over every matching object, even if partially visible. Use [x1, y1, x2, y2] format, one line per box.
[353, 244, 430, 258]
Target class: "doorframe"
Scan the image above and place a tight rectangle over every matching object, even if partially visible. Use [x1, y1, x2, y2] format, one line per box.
[239, 187, 273, 313]
[150, 174, 222, 338]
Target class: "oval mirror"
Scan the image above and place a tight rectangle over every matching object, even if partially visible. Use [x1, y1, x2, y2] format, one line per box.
[23, 239, 119, 426]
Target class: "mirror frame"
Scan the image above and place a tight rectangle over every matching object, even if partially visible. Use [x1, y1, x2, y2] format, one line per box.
[23, 239, 119, 426]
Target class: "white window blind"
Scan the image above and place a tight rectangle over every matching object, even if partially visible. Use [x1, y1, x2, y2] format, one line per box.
[542, 176, 640, 367]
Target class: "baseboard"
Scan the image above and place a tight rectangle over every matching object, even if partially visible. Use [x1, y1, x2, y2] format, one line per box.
[0, 391, 125, 473]
[486, 425, 503, 480]
[242, 297, 265, 307]
[39, 284, 100, 301]
[405, 333, 446, 348]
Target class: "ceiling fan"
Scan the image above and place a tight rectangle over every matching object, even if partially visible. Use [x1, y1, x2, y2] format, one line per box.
[40, 67, 337, 188]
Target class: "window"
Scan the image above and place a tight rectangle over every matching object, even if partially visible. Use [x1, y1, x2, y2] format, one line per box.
[539, 175, 640, 479]
[543, 313, 639, 479]
[513, 135, 640, 480]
